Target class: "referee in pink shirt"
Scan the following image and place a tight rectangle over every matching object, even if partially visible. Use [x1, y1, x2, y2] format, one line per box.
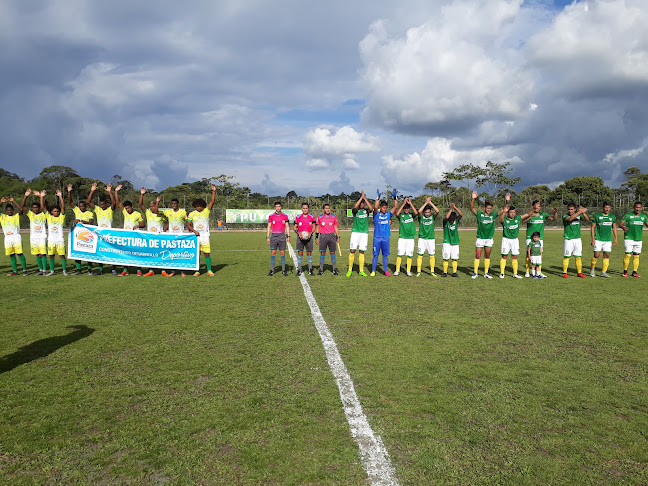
[315, 203, 340, 275]
[266, 201, 290, 275]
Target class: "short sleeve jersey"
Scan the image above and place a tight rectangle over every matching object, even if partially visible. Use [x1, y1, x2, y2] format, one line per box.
[268, 212, 289, 234]
[317, 214, 338, 234]
[526, 212, 550, 239]
[623, 212, 648, 241]
[163, 208, 187, 234]
[562, 213, 583, 240]
[502, 215, 521, 239]
[295, 214, 316, 233]
[351, 208, 370, 234]
[443, 217, 461, 245]
[94, 206, 114, 228]
[188, 208, 210, 235]
[592, 213, 616, 242]
[398, 212, 416, 239]
[46, 212, 66, 242]
[73, 207, 94, 224]
[476, 210, 496, 239]
[373, 211, 392, 238]
[145, 208, 164, 233]
[0, 213, 21, 236]
[122, 209, 143, 230]
[528, 240, 542, 256]
[418, 214, 436, 239]
[27, 210, 47, 238]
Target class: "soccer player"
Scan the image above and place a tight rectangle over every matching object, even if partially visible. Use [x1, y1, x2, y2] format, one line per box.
[441, 203, 463, 277]
[138, 188, 164, 277]
[527, 231, 543, 278]
[371, 197, 398, 276]
[115, 185, 145, 276]
[562, 203, 589, 278]
[590, 201, 617, 278]
[294, 201, 317, 276]
[0, 196, 28, 275]
[416, 197, 439, 276]
[186, 184, 216, 277]
[316, 203, 340, 275]
[266, 201, 290, 276]
[67, 184, 95, 275]
[499, 194, 523, 279]
[347, 190, 372, 277]
[43, 190, 69, 276]
[87, 182, 117, 275]
[521, 200, 558, 278]
[21, 189, 48, 275]
[162, 198, 188, 277]
[394, 197, 418, 276]
[619, 201, 648, 277]
[470, 191, 496, 279]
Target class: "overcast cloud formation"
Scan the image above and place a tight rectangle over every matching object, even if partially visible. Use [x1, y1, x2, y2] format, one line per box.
[1, 0, 647, 195]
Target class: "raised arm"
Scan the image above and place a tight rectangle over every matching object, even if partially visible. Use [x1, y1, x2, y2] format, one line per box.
[410, 198, 419, 216]
[20, 189, 31, 211]
[454, 203, 464, 219]
[580, 207, 590, 222]
[66, 184, 76, 208]
[470, 191, 478, 215]
[549, 207, 559, 221]
[443, 206, 453, 222]
[39, 191, 46, 213]
[114, 185, 124, 210]
[138, 188, 146, 212]
[56, 190, 65, 214]
[8, 196, 24, 214]
[87, 182, 97, 208]
[208, 184, 216, 210]
[499, 207, 508, 223]
[390, 198, 399, 215]
[566, 207, 587, 222]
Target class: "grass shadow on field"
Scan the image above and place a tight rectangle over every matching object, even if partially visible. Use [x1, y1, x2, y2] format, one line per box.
[0, 325, 95, 374]
[212, 262, 237, 273]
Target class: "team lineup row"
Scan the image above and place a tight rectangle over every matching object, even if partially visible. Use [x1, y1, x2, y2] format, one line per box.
[266, 190, 648, 279]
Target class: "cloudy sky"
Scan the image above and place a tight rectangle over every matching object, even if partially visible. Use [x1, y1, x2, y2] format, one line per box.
[1, 0, 647, 196]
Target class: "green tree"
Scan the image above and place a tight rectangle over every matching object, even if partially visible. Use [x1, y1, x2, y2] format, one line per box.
[552, 176, 613, 208]
[442, 161, 520, 196]
[622, 166, 648, 202]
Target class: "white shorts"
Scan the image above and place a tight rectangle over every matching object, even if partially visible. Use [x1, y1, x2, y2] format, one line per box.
[500, 238, 520, 256]
[593, 240, 612, 253]
[397, 238, 415, 257]
[349, 232, 368, 251]
[442, 243, 459, 260]
[417, 238, 436, 255]
[564, 238, 582, 257]
[475, 238, 494, 248]
[526, 239, 544, 250]
[624, 240, 642, 254]
[530, 255, 542, 265]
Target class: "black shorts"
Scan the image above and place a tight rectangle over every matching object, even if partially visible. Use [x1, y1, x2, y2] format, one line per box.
[296, 235, 313, 252]
[270, 233, 287, 251]
[319, 233, 337, 253]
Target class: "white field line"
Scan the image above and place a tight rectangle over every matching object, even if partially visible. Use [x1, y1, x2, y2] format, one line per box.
[287, 245, 399, 486]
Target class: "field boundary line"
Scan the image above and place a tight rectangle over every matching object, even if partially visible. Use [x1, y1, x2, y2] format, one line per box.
[287, 245, 399, 486]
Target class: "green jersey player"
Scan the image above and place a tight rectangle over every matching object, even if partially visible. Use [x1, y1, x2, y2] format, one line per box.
[619, 201, 648, 277]
[347, 190, 372, 276]
[470, 190, 496, 279]
[416, 197, 440, 276]
[441, 203, 463, 277]
[499, 193, 523, 278]
[394, 197, 418, 276]
[561, 203, 589, 278]
[590, 201, 617, 278]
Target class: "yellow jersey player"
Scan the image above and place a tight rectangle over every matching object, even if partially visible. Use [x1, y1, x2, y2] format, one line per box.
[161, 198, 188, 277]
[67, 184, 95, 275]
[43, 190, 69, 276]
[138, 188, 164, 277]
[115, 185, 145, 276]
[186, 184, 216, 276]
[21, 189, 48, 275]
[0, 196, 28, 275]
[87, 182, 118, 275]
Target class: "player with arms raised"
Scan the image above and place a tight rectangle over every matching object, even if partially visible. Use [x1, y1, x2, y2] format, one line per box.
[0, 195, 28, 275]
[562, 203, 589, 278]
[521, 200, 558, 278]
[87, 182, 117, 275]
[394, 197, 418, 276]
[115, 185, 145, 276]
[266, 201, 290, 276]
[294, 202, 317, 276]
[470, 191, 496, 279]
[590, 201, 617, 278]
[186, 184, 216, 277]
[22, 189, 48, 275]
[619, 201, 647, 277]
[139, 188, 164, 277]
[161, 198, 188, 277]
[442, 203, 463, 277]
[416, 197, 439, 276]
[43, 190, 69, 276]
[347, 190, 372, 277]
[67, 184, 95, 275]
[371, 190, 399, 276]
[499, 194, 523, 278]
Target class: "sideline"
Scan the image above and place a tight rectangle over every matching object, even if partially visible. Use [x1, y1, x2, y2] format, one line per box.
[287, 245, 399, 486]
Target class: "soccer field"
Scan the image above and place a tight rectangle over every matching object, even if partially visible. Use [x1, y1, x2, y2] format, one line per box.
[1, 230, 647, 485]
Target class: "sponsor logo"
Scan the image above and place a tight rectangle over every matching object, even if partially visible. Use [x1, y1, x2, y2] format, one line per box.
[73, 228, 98, 253]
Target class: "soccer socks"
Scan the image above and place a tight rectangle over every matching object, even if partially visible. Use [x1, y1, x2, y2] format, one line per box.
[61, 258, 67, 272]
[623, 253, 632, 271]
[443, 260, 449, 273]
[48, 257, 55, 272]
[76, 260, 82, 270]
[17, 254, 26, 271]
[526, 257, 531, 273]
[307, 255, 313, 271]
[270, 255, 276, 271]
[563, 257, 570, 273]
[602, 258, 610, 273]
[382, 255, 388, 273]
[575, 257, 582, 274]
[417, 255, 422, 273]
[500, 258, 506, 275]
[298, 255, 303, 270]
[538, 265, 542, 275]
[348, 253, 354, 270]
[406, 257, 412, 273]
[396, 256, 402, 272]
[474, 259, 480, 274]
[280, 255, 285, 272]
[358, 253, 365, 273]
[372, 254, 378, 272]
[10, 255, 18, 273]
[591, 257, 598, 269]
[205, 256, 212, 271]
[512, 259, 519, 275]
[320, 255, 325, 271]
[430, 256, 435, 273]
[633, 254, 640, 272]
[452, 260, 458, 273]
[484, 259, 490, 275]
[331, 254, 337, 271]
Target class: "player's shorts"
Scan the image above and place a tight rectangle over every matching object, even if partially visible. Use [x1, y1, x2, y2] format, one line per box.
[48, 241, 66, 256]
[296, 235, 313, 252]
[397, 238, 415, 257]
[442, 243, 459, 260]
[373, 236, 390, 256]
[4, 235, 23, 255]
[417, 238, 435, 255]
[501, 237, 520, 256]
[475, 238, 494, 248]
[525, 238, 544, 250]
[530, 255, 542, 265]
[593, 240, 612, 253]
[624, 239, 642, 254]
[349, 232, 368, 251]
[270, 233, 286, 251]
[563, 238, 583, 257]
[319, 233, 337, 253]
[199, 234, 211, 253]
[30, 237, 47, 255]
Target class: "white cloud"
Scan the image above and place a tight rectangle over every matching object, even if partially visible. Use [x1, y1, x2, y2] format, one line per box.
[303, 125, 379, 170]
[328, 171, 355, 194]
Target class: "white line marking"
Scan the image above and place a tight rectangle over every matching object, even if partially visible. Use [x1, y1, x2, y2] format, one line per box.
[287, 245, 399, 486]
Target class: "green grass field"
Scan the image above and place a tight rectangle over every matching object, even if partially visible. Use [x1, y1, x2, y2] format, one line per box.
[1, 230, 647, 485]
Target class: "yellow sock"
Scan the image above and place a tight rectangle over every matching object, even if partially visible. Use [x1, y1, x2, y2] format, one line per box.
[591, 257, 598, 269]
[562, 257, 569, 273]
[349, 253, 355, 270]
[538, 265, 542, 275]
[526, 257, 531, 273]
[396, 256, 402, 272]
[484, 259, 490, 275]
[417, 255, 423, 273]
[359, 253, 365, 272]
[452, 260, 458, 273]
[512, 259, 519, 275]
[575, 257, 582, 273]
[623, 253, 631, 271]
[406, 257, 412, 273]
[474, 258, 480, 274]
[633, 254, 640, 272]
[602, 258, 609, 273]
[500, 258, 506, 274]
[443, 260, 449, 273]
[430, 256, 435, 273]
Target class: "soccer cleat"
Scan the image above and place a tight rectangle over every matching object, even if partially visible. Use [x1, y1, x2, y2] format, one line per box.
[600, 272, 611, 278]
[22, 271, 29, 276]
[137, 270, 143, 276]
[385, 271, 392, 277]
[268, 270, 275, 276]
[346, 270, 352, 277]
[394, 271, 400, 276]
[370, 271, 376, 276]
[623, 271, 628, 277]
[118, 271, 129, 277]
[161, 271, 169, 277]
[416, 272, 421, 277]
[35, 271, 43, 276]
[577, 273, 586, 278]
[499, 274, 505, 279]
[451, 272, 459, 278]
[92, 271, 103, 276]
[632, 271, 641, 278]
[525, 272, 530, 278]
[308, 270, 314, 276]
[406, 271, 413, 277]
[471, 273, 478, 279]
[72, 270, 82, 275]
[282, 270, 288, 276]
[112, 269, 118, 275]
[143, 271, 155, 277]
[590, 268, 596, 277]
[193, 272, 201, 277]
[333, 269, 339, 275]
[297, 270, 303, 276]
[7, 272, 18, 276]
[532, 275, 539, 279]
[207, 271, 215, 277]
[45, 271, 55, 276]
[441, 273, 447, 277]
[318, 270, 324, 275]
[513, 274, 523, 279]
[484, 273, 493, 279]
[562, 273, 569, 278]
[539, 273, 547, 279]
[62, 271, 69, 276]
[430, 272, 437, 277]
[359, 271, 367, 277]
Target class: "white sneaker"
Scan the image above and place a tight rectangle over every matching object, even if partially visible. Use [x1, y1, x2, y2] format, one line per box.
[406, 271, 413, 277]
[45, 271, 55, 276]
[484, 273, 493, 279]
[600, 272, 611, 278]
[62, 271, 69, 276]
[590, 268, 596, 277]
[539, 273, 547, 279]
[471, 273, 478, 279]
[393, 271, 400, 276]
[513, 274, 523, 279]
[499, 274, 505, 279]
[525, 272, 530, 278]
